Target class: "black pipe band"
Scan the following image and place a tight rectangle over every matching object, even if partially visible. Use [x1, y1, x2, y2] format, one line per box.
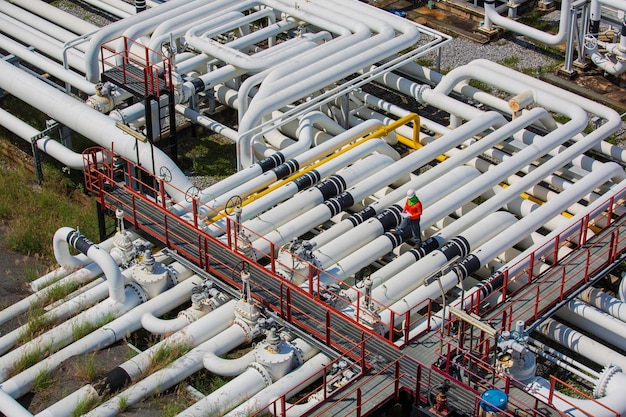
[377, 206, 402, 231]
[383, 231, 403, 246]
[92, 367, 132, 395]
[67, 230, 94, 256]
[324, 192, 354, 216]
[258, 153, 284, 172]
[421, 237, 440, 253]
[272, 159, 299, 179]
[348, 206, 377, 226]
[293, 170, 321, 190]
[455, 254, 481, 281]
[316, 175, 346, 200]
[190, 78, 204, 94]
[440, 236, 471, 261]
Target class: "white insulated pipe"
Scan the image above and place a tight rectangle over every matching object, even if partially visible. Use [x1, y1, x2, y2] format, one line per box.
[241, 153, 394, 241]
[182, 338, 319, 417]
[466, 59, 626, 163]
[4, 0, 99, 36]
[0, 276, 203, 398]
[174, 118, 383, 217]
[527, 373, 626, 417]
[86, 321, 253, 417]
[0, 108, 100, 169]
[53, 227, 125, 302]
[237, 0, 419, 168]
[0, 59, 193, 202]
[577, 286, 626, 323]
[536, 318, 626, 370]
[321, 166, 480, 286]
[36, 300, 237, 417]
[483, 0, 571, 45]
[224, 352, 330, 417]
[557, 299, 626, 352]
[399, 162, 624, 342]
[369, 212, 517, 327]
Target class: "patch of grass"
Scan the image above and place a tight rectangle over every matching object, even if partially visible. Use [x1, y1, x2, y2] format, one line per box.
[180, 134, 236, 178]
[118, 395, 128, 412]
[75, 352, 98, 381]
[9, 344, 51, 377]
[187, 369, 230, 395]
[468, 79, 493, 93]
[19, 303, 54, 344]
[23, 265, 47, 283]
[415, 58, 434, 67]
[71, 312, 115, 341]
[499, 55, 521, 67]
[0, 160, 100, 262]
[44, 280, 82, 304]
[33, 368, 56, 391]
[72, 396, 99, 417]
[148, 342, 192, 375]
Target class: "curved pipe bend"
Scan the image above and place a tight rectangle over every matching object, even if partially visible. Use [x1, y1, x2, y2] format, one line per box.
[53, 227, 125, 303]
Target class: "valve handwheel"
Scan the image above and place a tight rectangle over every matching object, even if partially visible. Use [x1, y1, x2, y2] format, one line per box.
[225, 195, 243, 216]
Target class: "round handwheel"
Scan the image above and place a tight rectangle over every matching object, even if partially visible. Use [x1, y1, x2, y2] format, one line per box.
[224, 195, 243, 216]
[185, 186, 199, 203]
[159, 166, 172, 182]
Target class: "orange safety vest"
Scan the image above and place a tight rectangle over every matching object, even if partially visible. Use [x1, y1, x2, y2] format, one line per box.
[404, 198, 422, 220]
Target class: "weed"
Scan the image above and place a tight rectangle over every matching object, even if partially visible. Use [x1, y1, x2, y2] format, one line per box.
[118, 395, 128, 411]
[148, 342, 192, 375]
[19, 303, 54, 343]
[468, 79, 493, 93]
[9, 344, 51, 377]
[499, 55, 521, 67]
[71, 312, 115, 341]
[415, 58, 434, 68]
[44, 280, 81, 304]
[33, 368, 56, 391]
[72, 396, 99, 417]
[75, 352, 98, 381]
[0, 152, 100, 262]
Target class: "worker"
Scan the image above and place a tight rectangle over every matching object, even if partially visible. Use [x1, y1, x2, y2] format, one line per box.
[394, 189, 423, 248]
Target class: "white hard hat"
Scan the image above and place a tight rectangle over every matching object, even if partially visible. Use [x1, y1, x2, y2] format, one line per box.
[407, 189, 415, 197]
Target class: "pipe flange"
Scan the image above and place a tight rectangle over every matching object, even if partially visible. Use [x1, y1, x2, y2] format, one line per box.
[292, 342, 304, 367]
[415, 84, 431, 104]
[166, 265, 179, 286]
[247, 362, 273, 387]
[594, 364, 622, 398]
[126, 281, 148, 304]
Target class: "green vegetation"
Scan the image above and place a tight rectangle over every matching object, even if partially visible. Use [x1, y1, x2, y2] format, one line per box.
[72, 396, 99, 417]
[498, 55, 521, 67]
[75, 352, 98, 381]
[468, 79, 493, 93]
[179, 133, 237, 178]
[19, 303, 55, 344]
[71, 312, 115, 341]
[9, 343, 52, 377]
[33, 368, 56, 391]
[44, 280, 82, 304]
[148, 342, 192, 375]
[0, 161, 100, 262]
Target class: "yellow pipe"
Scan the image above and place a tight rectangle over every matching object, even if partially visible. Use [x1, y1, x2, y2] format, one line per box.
[498, 183, 601, 233]
[207, 113, 421, 223]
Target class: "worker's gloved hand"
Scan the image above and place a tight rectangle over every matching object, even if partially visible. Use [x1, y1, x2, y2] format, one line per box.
[401, 212, 410, 218]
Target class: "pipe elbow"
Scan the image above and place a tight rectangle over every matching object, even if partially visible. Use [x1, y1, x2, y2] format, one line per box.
[53, 227, 88, 269]
[141, 312, 189, 334]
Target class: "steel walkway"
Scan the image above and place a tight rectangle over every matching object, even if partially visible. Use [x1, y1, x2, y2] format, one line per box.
[84, 153, 625, 417]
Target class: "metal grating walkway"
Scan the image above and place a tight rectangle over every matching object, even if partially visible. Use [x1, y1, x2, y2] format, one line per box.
[92, 170, 624, 417]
